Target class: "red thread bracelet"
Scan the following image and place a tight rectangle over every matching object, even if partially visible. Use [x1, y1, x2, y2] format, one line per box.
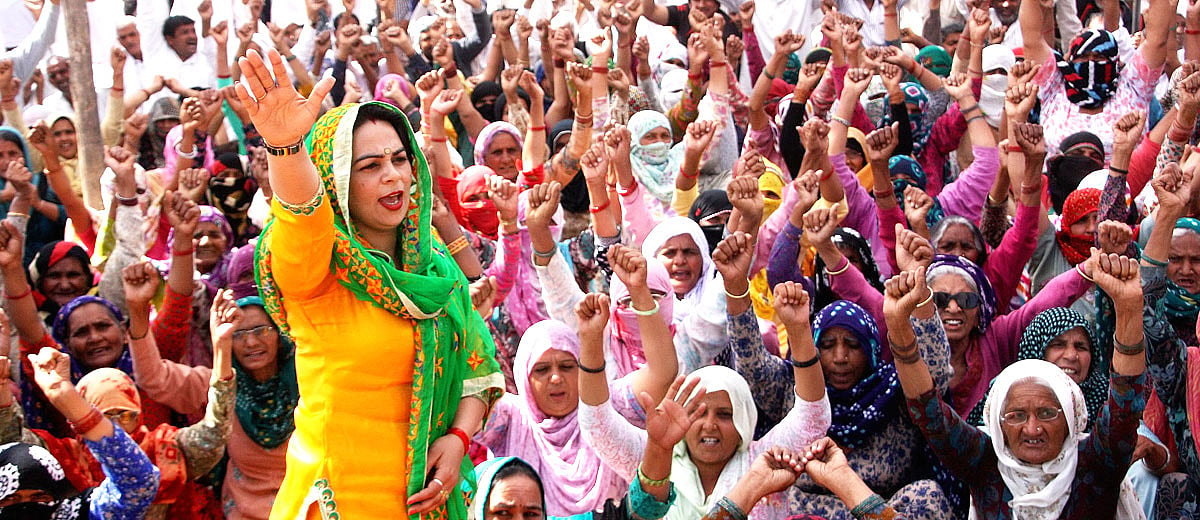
[1188, 28, 1200, 34]
[591, 65, 609, 74]
[431, 136, 448, 143]
[1005, 144, 1024, 153]
[6, 286, 31, 300]
[679, 166, 699, 179]
[447, 427, 471, 451]
[589, 198, 611, 213]
[173, 247, 194, 256]
[529, 125, 546, 132]
[710, 61, 727, 67]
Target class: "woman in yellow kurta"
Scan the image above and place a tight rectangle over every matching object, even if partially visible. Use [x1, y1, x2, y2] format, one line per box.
[233, 49, 504, 519]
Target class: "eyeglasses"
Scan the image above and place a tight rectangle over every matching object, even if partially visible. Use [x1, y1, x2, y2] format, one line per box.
[933, 291, 982, 310]
[103, 410, 139, 422]
[616, 291, 668, 309]
[233, 325, 277, 343]
[1001, 407, 1063, 426]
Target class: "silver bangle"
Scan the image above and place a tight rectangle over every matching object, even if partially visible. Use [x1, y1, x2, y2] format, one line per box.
[174, 142, 198, 160]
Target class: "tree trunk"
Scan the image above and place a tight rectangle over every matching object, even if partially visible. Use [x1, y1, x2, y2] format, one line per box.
[63, 0, 105, 211]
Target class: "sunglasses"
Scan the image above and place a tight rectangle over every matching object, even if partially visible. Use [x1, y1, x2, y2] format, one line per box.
[933, 291, 981, 310]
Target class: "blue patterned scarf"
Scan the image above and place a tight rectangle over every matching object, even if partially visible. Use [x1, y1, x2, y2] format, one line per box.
[813, 300, 901, 449]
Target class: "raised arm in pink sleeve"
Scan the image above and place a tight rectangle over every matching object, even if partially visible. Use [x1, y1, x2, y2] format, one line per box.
[619, 181, 661, 249]
[745, 125, 784, 173]
[830, 64, 876, 134]
[936, 145, 999, 223]
[1128, 134, 1161, 197]
[983, 201, 1040, 311]
[485, 231, 523, 302]
[828, 263, 889, 346]
[744, 27, 767, 80]
[878, 204, 906, 275]
[985, 267, 1092, 366]
[129, 335, 212, 416]
[831, 152, 890, 276]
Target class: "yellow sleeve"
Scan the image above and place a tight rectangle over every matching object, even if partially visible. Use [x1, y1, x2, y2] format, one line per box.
[672, 184, 699, 217]
[266, 189, 336, 299]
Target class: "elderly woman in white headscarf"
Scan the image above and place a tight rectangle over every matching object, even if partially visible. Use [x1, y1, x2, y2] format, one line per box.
[885, 250, 1149, 519]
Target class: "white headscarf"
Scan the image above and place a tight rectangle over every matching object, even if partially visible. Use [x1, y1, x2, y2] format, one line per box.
[980, 45, 1016, 129]
[981, 359, 1089, 520]
[668, 365, 756, 520]
[640, 217, 716, 324]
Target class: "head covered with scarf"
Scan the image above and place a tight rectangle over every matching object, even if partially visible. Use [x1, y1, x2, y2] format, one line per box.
[812, 228, 884, 311]
[168, 205, 235, 292]
[468, 457, 545, 520]
[927, 254, 998, 333]
[231, 296, 298, 449]
[641, 217, 716, 325]
[456, 165, 500, 239]
[980, 45, 1016, 128]
[627, 110, 681, 207]
[490, 320, 626, 515]
[1046, 132, 1105, 213]
[28, 241, 94, 313]
[1056, 188, 1101, 266]
[882, 83, 932, 155]
[669, 365, 757, 520]
[254, 102, 503, 514]
[813, 300, 901, 449]
[687, 190, 731, 253]
[373, 73, 413, 108]
[1162, 217, 1200, 321]
[0, 442, 89, 519]
[1056, 30, 1121, 109]
[981, 359, 1090, 519]
[546, 120, 591, 213]
[474, 121, 525, 180]
[608, 260, 676, 378]
[966, 308, 1107, 429]
[917, 45, 952, 77]
[889, 155, 945, 229]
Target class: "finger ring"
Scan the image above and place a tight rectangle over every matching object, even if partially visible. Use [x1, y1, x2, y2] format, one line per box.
[441, 490, 450, 501]
[430, 477, 444, 489]
[255, 90, 268, 102]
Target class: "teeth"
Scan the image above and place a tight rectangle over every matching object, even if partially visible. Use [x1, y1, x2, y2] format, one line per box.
[1061, 368, 1076, 374]
[944, 319, 963, 326]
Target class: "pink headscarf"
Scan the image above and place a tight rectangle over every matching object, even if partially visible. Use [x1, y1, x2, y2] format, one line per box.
[373, 73, 413, 108]
[499, 191, 563, 334]
[499, 320, 626, 516]
[607, 260, 675, 378]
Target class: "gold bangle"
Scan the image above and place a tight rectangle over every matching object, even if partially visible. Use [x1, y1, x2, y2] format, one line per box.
[724, 282, 751, 299]
[446, 236, 469, 256]
[825, 258, 851, 276]
[914, 289, 934, 309]
[5, 212, 28, 219]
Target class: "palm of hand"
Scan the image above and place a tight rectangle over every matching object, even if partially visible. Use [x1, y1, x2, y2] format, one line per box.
[646, 400, 691, 451]
[252, 87, 323, 147]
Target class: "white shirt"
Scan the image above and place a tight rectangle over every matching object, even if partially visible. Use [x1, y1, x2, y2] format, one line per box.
[837, 0, 910, 47]
[751, 0, 822, 61]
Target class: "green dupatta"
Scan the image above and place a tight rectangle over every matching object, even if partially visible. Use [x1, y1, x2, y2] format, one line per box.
[254, 102, 504, 520]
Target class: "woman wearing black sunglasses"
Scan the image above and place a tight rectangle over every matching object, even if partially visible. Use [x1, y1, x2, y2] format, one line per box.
[921, 251, 1097, 417]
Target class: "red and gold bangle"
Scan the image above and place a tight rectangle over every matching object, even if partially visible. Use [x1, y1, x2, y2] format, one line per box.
[447, 427, 471, 452]
[591, 65, 609, 74]
[589, 198, 611, 213]
[1005, 144, 1024, 153]
[710, 61, 727, 68]
[69, 406, 105, 436]
[618, 182, 638, 197]
[446, 236, 469, 256]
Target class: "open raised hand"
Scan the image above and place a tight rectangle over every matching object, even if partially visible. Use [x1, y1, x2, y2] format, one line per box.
[235, 49, 335, 147]
[639, 375, 707, 453]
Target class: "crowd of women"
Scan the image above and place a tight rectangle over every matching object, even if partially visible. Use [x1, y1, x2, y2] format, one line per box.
[0, 0, 1198, 516]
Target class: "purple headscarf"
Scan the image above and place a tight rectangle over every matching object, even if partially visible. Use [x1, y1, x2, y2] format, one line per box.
[489, 320, 626, 516]
[167, 206, 235, 292]
[927, 254, 998, 333]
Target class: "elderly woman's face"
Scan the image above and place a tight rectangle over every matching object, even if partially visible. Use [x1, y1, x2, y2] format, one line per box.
[1043, 327, 1091, 384]
[936, 223, 980, 264]
[819, 327, 868, 391]
[67, 303, 126, 371]
[639, 127, 671, 146]
[484, 133, 521, 181]
[685, 390, 740, 468]
[193, 221, 229, 274]
[656, 234, 704, 297]
[528, 349, 579, 419]
[485, 474, 545, 520]
[930, 274, 981, 343]
[1169, 231, 1200, 294]
[349, 120, 415, 242]
[1001, 382, 1069, 465]
[41, 257, 90, 307]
